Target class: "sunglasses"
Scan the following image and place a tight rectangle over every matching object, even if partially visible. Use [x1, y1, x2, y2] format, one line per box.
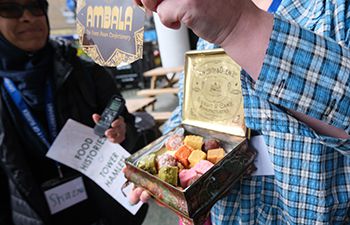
[0, 2, 48, 19]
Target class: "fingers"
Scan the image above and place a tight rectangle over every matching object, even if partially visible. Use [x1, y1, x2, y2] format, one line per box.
[128, 186, 151, 205]
[137, 0, 186, 29]
[123, 168, 150, 205]
[92, 114, 125, 142]
[140, 190, 151, 202]
[129, 187, 144, 205]
[140, 0, 162, 11]
[93, 113, 126, 142]
[111, 116, 125, 128]
[92, 114, 100, 124]
[133, 0, 143, 7]
[156, 0, 183, 29]
[105, 116, 126, 143]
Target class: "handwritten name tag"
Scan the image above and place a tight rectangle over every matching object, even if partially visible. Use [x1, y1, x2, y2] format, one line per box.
[44, 177, 87, 214]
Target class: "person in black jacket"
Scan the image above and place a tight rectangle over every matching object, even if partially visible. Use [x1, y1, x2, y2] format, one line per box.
[0, 0, 148, 224]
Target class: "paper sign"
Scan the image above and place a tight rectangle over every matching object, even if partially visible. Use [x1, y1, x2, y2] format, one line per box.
[250, 135, 275, 176]
[46, 119, 142, 215]
[76, 0, 145, 67]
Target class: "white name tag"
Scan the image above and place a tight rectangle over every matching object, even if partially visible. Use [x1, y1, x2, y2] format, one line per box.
[44, 177, 87, 215]
[46, 119, 143, 215]
[250, 135, 275, 176]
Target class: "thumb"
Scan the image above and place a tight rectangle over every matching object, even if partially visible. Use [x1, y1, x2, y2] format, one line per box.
[92, 114, 101, 124]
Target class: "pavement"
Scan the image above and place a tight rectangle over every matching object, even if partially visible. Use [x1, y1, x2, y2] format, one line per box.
[142, 201, 178, 225]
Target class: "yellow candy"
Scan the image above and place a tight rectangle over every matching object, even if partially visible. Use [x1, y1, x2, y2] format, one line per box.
[184, 135, 203, 150]
[207, 148, 225, 164]
[188, 150, 207, 168]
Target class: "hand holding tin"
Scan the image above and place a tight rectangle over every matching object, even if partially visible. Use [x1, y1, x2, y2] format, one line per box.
[128, 186, 151, 205]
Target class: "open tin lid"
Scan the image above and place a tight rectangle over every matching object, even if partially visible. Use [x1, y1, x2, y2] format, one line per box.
[182, 49, 246, 137]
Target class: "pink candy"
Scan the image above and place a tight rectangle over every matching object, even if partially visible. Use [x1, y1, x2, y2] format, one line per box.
[179, 169, 197, 188]
[165, 134, 183, 151]
[193, 160, 214, 175]
[179, 160, 214, 188]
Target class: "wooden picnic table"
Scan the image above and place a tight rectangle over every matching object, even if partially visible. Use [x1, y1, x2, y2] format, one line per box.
[125, 97, 173, 123]
[143, 65, 184, 89]
[132, 66, 183, 124]
[125, 97, 156, 113]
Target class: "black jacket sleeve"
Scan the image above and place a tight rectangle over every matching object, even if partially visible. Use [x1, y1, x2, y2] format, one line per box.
[0, 167, 14, 225]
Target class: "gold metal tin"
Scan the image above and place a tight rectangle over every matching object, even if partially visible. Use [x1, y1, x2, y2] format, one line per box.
[124, 49, 256, 225]
[183, 49, 245, 137]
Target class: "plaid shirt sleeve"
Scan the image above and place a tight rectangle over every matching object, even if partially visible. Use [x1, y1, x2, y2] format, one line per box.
[254, 15, 350, 151]
[211, 2, 350, 224]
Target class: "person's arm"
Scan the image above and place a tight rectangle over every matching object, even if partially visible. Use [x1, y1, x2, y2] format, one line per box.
[254, 15, 350, 140]
[222, 8, 350, 140]
[218, 1, 273, 80]
[212, 0, 350, 140]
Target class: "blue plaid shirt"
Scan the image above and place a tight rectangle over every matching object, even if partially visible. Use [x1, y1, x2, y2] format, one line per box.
[163, 0, 350, 224]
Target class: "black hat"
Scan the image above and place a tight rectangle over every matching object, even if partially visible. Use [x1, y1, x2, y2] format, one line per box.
[37, 0, 49, 14]
[36, 0, 50, 33]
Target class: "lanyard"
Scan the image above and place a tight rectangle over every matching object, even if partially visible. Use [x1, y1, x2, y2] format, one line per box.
[3, 78, 63, 178]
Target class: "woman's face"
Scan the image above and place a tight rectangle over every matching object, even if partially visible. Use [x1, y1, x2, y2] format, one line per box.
[0, 0, 48, 52]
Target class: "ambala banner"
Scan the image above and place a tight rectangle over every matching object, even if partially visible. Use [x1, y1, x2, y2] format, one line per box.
[76, 0, 145, 66]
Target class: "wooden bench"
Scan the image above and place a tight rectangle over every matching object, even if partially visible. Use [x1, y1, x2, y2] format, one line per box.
[137, 88, 179, 97]
[149, 111, 173, 123]
[143, 66, 183, 89]
[125, 97, 156, 113]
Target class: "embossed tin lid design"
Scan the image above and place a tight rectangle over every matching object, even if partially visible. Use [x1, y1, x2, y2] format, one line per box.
[76, 0, 145, 66]
[183, 49, 246, 137]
